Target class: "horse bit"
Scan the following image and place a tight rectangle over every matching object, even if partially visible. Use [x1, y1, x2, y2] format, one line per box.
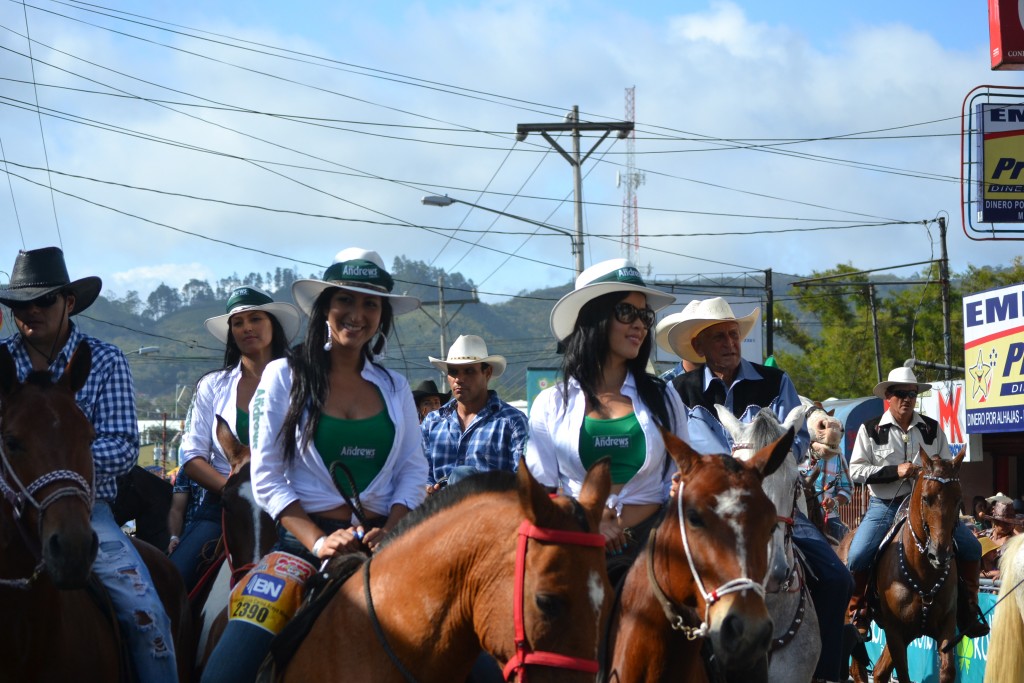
[0, 436, 94, 590]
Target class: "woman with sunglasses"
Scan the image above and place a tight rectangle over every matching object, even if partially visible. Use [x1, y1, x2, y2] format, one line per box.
[525, 259, 687, 583]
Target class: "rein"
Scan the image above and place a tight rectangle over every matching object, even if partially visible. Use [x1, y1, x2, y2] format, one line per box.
[645, 481, 766, 641]
[899, 472, 959, 629]
[0, 437, 94, 590]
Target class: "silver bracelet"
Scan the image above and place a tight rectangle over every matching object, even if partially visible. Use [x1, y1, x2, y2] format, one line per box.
[311, 535, 327, 556]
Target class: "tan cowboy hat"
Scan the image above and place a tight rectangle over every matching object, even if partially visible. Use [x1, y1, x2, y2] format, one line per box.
[204, 286, 303, 344]
[978, 536, 999, 557]
[655, 299, 701, 357]
[0, 247, 102, 315]
[429, 334, 507, 378]
[549, 258, 675, 341]
[872, 367, 932, 399]
[291, 247, 420, 316]
[663, 297, 760, 363]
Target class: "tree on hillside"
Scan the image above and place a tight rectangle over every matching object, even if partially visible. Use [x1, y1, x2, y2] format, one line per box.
[145, 284, 182, 320]
[108, 290, 143, 316]
[181, 278, 215, 306]
[391, 256, 475, 300]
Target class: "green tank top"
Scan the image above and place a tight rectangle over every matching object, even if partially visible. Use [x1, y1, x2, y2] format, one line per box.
[315, 398, 395, 497]
[236, 407, 250, 447]
[579, 412, 646, 485]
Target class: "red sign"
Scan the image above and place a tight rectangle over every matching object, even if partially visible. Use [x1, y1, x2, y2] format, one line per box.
[990, 0, 1024, 70]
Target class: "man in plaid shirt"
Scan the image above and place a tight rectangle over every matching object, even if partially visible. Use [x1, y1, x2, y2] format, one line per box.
[421, 335, 528, 491]
[0, 247, 178, 683]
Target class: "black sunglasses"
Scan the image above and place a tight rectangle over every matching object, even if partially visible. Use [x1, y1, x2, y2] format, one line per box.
[613, 302, 655, 329]
[9, 292, 62, 311]
[890, 389, 918, 400]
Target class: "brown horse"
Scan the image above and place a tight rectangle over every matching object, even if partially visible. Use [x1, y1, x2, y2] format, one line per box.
[0, 341, 193, 682]
[194, 416, 277, 673]
[270, 461, 612, 682]
[841, 448, 967, 683]
[604, 429, 793, 683]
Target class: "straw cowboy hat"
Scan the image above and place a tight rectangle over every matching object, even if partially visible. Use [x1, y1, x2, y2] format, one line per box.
[411, 379, 450, 404]
[291, 247, 420, 316]
[662, 297, 759, 364]
[429, 334, 507, 378]
[872, 367, 932, 399]
[549, 258, 675, 341]
[204, 286, 303, 344]
[654, 299, 701, 357]
[986, 492, 1013, 505]
[0, 247, 102, 315]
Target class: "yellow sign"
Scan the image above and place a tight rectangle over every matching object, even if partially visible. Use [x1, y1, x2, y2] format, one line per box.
[963, 282, 1024, 432]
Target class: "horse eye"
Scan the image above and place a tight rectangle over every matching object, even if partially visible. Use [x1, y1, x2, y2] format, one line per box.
[922, 494, 935, 506]
[3, 435, 20, 453]
[534, 593, 566, 619]
[686, 508, 704, 528]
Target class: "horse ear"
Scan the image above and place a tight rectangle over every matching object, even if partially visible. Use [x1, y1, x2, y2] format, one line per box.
[663, 428, 701, 476]
[517, 458, 559, 527]
[750, 427, 795, 479]
[952, 448, 967, 469]
[62, 341, 92, 395]
[783, 405, 804, 434]
[826, 409, 836, 417]
[918, 446, 934, 470]
[0, 345, 18, 398]
[577, 458, 611, 532]
[714, 404, 744, 439]
[215, 414, 249, 470]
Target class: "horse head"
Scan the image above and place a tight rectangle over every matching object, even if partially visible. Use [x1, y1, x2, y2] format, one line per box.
[477, 459, 611, 682]
[913, 446, 966, 570]
[663, 428, 789, 671]
[0, 342, 97, 589]
[806, 408, 844, 458]
[717, 405, 804, 592]
[214, 415, 276, 581]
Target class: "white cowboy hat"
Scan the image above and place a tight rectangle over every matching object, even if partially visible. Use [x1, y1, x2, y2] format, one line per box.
[291, 247, 421, 316]
[549, 258, 675, 341]
[654, 299, 701, 357]
[986, 492, 1013, 505]
[204, 286, 303, 345]
[429, 334, 507, 378]
[872, 367, 932, 399]
[663, 297, 760, 364]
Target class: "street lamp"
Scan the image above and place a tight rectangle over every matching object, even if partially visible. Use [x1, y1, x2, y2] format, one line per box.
[421, 194, 582, 277]
[127, 346, 160, 356]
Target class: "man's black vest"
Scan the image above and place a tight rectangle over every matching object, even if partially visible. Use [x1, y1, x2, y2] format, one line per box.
[672, 363, 786, 417]
[862, 413, 939, 447]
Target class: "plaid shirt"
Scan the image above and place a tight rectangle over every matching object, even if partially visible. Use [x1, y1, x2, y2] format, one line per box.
[421, 390, 528, 485]
[801, 453, 852, 505]
[2, 323, 139, 501]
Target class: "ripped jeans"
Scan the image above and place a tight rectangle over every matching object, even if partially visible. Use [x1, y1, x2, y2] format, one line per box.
[93, 501, 178, 683]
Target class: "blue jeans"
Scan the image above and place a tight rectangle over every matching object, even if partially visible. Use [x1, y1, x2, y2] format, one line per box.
[847, 496, 981, 572]
[793, 511, 853, 682]
[93, 501, 178, 683]
[170, 497, 222, 592]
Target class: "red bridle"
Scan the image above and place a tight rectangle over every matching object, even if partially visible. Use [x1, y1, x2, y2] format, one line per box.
[502, 519, 607, 682]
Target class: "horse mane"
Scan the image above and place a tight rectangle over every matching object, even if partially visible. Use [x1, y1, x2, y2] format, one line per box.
[985, 534, 1024, 682]
[748, 407, 786, 447]
[376, 470, 518, 551]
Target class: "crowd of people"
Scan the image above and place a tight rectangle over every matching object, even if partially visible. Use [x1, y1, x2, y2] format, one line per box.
[2, 244, 1002, 683]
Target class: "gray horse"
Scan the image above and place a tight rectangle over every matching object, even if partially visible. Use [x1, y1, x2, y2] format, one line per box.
[717, 405, 821, 683]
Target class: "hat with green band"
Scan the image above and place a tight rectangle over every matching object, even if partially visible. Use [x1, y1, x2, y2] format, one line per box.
[204, 286, 303, 344]
[291, 247, 421, 316]
[549, 258, 675, 341]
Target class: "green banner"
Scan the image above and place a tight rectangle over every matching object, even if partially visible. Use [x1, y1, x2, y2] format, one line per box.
[861, 592, 995, 682]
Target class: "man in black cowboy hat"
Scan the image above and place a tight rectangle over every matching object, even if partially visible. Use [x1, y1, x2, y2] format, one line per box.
[0, 247, 179, 682]
[411, 378, 450, 423]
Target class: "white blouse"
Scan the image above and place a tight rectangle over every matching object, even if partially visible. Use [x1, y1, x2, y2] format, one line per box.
[178, 363, 245, 477]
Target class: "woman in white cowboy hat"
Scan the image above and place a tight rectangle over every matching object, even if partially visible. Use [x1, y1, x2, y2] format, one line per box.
[203, 248, 427, 683]
[172, 286, 302, 590]
[525, 258, 687, 583]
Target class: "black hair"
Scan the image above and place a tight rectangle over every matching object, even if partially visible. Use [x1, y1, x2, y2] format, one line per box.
[559, 290, 673, 429]
[281, 287, 394, 463]
[221, 312, 290, 369]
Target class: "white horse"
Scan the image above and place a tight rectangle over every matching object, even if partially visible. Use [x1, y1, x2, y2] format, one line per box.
[717, 404, 821, 683]
[984, 534, 1024, 683]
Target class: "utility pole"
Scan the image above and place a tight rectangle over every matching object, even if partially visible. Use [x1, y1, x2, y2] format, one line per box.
[517, 106, 634, 277]
[438, 274, 447, 387]
[938, 217, 952, 381]
[419, 277, 480, 390]
[867, 284, 883, 384]
[765, 269, 774, 358]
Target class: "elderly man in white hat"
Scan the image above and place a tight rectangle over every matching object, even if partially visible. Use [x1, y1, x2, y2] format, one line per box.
[661, 297, 853, 683]
[654, 298, 702, 381]
[421, 334, 528, 491]
[846, 366, 989, 642]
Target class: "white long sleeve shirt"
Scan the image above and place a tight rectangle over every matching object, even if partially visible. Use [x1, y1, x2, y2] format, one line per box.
[178, 363, 244, 477]
[849, 409, 952, 500]
[250, 358, 427, 522]
[525, 373, 689, 510]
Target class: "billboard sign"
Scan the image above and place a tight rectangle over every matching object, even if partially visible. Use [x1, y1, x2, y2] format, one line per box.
[989, 0, 1024, 70]
[917, 380, 983, 462]
[975, 103, 1024, 223]
[963, 281, 1024, 433]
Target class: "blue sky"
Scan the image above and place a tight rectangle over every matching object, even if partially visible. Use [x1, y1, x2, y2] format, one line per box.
[0, 0, 1021, 317]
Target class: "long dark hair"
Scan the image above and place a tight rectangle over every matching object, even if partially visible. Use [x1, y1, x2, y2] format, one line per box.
[280, 287, 394, 463]
[559, 290, 673, 429]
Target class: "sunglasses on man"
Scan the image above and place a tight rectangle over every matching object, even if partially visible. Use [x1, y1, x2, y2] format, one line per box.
[890, 389, 918, 400]
[612, 302, 656, 329]
[9, 292, 63, 311]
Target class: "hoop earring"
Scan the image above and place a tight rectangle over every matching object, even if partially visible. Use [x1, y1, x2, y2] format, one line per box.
[323, 320, 333, 352]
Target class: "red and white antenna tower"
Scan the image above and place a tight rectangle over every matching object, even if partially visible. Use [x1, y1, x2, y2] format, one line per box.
[618, 86, 644, 262]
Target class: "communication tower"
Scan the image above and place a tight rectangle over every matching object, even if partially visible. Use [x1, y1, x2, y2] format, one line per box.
[618, 86, 644, 262]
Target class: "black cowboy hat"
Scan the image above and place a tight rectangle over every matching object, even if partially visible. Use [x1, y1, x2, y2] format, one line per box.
[412, 379, 450, 404]
[0, 247, 102, 315]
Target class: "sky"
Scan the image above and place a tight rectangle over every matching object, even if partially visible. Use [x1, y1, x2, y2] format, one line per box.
[1, 0, 1022, 316]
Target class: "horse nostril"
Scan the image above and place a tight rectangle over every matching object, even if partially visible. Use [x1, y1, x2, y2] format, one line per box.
[721, 613, 745, 646]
